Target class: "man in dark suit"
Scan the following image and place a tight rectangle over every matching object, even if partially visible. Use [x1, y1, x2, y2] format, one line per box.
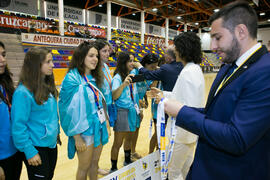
[164, 1, 270, 180]
[133, 46, 183, 91]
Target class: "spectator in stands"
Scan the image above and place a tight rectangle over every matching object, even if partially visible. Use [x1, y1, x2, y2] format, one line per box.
[11, 47, 60, 180]
[110, 52, 140, 172]
[94, 39, 114, 176]
[0, 41, 23, 180]
[59, 42, 110, 180]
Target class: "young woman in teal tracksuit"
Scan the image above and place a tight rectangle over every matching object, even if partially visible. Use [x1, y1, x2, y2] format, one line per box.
[110, 52, 141, 171]
[11, 47, 59, 180]
[59, 42, 109, 180]
[95, 40, 115, 127]
[149, 56, 165, 154]
[128, 53, 158, 160]
[94, 39, 115, 176]
[0, 41, 23, 180]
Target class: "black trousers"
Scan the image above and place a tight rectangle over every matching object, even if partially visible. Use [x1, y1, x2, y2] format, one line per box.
[24, 146, 58, 180]
[0, 151, 23, 180]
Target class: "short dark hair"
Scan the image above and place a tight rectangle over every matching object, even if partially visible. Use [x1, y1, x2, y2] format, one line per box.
[174, 32, 202, 64]
[114, 52, 130, 81]
[69, 41, 104, 88]
[140, 53, 158, 67]
[20, 47, 58, 105]
[209, 1, 257, 39]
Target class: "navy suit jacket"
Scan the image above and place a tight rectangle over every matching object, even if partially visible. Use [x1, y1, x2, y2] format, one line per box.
[176, 46, 270, 180]
[138, 61, 183, 91]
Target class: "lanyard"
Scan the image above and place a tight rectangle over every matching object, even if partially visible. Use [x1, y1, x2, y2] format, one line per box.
[165, 117, 176, 172]
[157, 98, 177, 180]
[104, 66, 112, 89]
[129, 84, 134, 102]
[216, 45, 262, 95]
[150, 81, 161, 138]
[84, 75, 100, 108]
[2, 87, 11, 113]
[157, 98, 167, 180]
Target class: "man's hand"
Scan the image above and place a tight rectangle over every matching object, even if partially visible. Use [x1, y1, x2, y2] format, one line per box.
[146, 87, 162, 99]
[28, 154, 42, 166]
[0, 166, 5, 180]
[164, 99, 183, 117]
[133, 62, 142, 69]
[147, 87, 164, 103]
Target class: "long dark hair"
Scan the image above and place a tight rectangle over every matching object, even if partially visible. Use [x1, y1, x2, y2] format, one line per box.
[19, 46, 58, 105]
[94, 39, 110, 51]
[0, 41, 14, 105]
[69, 41, 104, 88]
[113, 52, 130, 81]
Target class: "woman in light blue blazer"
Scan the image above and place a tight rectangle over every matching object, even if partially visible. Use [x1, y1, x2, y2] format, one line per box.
[11, 47, 59, 180]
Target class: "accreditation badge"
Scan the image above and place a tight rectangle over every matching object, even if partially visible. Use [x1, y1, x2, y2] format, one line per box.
[97, 108, 106, 124]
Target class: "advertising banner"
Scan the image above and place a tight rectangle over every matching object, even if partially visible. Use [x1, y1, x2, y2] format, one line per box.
[66, 24, 106, 38]
[88, 11, 116, 27]
[100, 151, 161, 180]
[169, 29, 178, 39]
[21, 33, 93, 47]
[144, 35, 166, 48]
[0, 14, 49, 30]
[0, 14, 106, 38]
[45, 1, 83, 23]
[147, 24, 162, 36]
[120, 18, 141, 32]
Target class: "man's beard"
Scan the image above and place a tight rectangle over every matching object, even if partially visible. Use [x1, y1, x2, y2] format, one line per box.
[221, 36, 241, 64]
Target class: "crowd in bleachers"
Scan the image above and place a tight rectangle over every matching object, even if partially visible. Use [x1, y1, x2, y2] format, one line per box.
[0, 9, 221, 72]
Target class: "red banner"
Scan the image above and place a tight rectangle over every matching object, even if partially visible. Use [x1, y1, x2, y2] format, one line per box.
[66, 24, 106, 38]
[144, 35, 173, 48]
[0, 14, 106, 38]
[144, 35, 165, 48]
[0, 14, 49, 30]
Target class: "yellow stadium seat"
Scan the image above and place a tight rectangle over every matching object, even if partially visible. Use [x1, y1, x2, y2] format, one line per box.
[52, 50, 60, 55]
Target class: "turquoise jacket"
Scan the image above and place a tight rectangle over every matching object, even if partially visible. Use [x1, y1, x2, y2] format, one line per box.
[131, 69, 152, 100]
[11, 84, 59, 160]
[112, 73, 140, 131]
[59, 68, 108, 159]
[0, 85, 17, 160]
[102, 63, 113, 105]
